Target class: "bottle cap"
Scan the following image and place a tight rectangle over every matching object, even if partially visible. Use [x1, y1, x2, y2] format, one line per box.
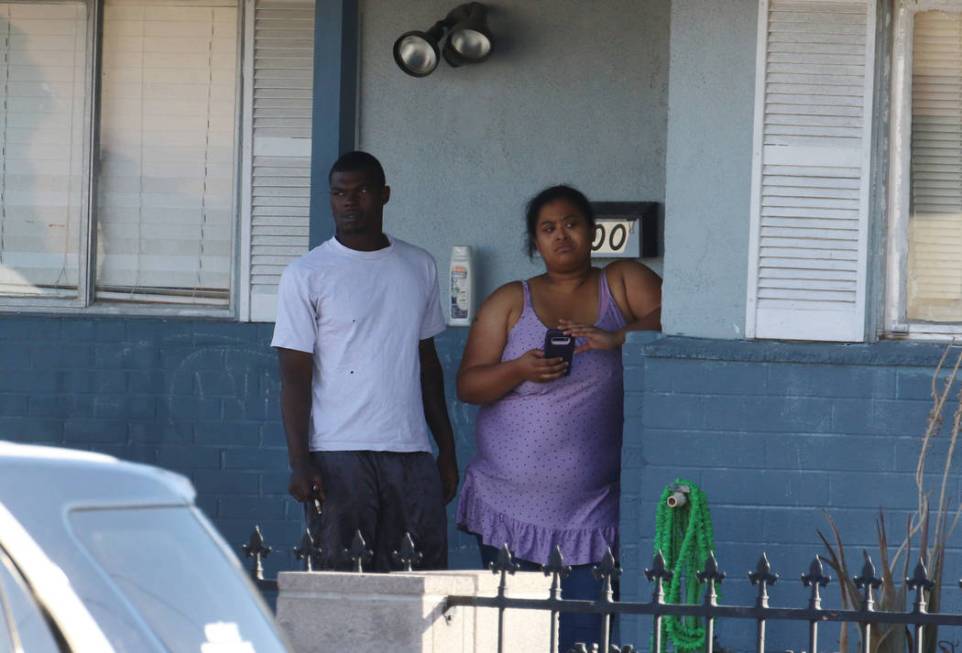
[451, 245, 472, 258]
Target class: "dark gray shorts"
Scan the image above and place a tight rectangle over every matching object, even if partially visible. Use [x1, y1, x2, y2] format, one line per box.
[306, 450, 447, 571]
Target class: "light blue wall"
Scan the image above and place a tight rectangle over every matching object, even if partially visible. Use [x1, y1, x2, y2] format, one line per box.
[356, 0, 670, 299]
[661, 0, 758, 339]
[310, 0, 358, 247]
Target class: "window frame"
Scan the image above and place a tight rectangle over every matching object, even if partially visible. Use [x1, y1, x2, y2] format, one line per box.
[0, 0, 247, 319]
[886, 0, 962, 339]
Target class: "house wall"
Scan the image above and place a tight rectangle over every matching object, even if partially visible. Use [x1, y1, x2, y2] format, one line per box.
[661, 0, 757, 340]
[0, 315, 478, 574]
[6, 4, 962, 652]
[356, 0, 671, 298]
[619, 334, 962, 649]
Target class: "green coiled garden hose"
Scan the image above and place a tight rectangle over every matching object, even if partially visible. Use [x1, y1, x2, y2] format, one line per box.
[653, 479, 716, 653]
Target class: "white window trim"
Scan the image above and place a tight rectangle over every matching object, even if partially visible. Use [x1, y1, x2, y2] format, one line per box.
[886, 0, 962, 340]
[744, 0, 769, 340]
[237, 0, 255, 323]
[0, 0, 247, 320]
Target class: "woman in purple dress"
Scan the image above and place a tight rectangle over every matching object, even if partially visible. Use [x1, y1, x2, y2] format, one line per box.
[456, 185, 662, 650]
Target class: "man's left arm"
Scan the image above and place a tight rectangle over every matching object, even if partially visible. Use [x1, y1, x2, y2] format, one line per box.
[419, 337, 459, 504]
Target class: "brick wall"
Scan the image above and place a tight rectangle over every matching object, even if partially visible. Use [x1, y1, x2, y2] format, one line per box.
[7, 314, 961, 650]
[0, 315, 478, 576]
[620, 334, 961, 651]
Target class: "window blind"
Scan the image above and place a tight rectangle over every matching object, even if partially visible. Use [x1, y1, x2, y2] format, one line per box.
[96, 0, 238, 305]
[746, 0, 876, 341]
[245, 0, 314, 322]
[908, 11, 962, 323]
[0, 2, 87, 298]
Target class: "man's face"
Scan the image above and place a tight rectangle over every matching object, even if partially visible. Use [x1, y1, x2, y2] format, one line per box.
[329, 169, 390, 236]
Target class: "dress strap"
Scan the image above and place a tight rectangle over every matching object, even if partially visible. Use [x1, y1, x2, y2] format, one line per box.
[520, 280, 534, 321]
[599, 268, 627, 329]
[597, 269, 612, 321]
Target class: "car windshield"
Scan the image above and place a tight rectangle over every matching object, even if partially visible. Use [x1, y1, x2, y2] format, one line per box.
[70, 506, 288, 653]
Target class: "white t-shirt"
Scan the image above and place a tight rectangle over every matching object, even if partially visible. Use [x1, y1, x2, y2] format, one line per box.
[271, 235, 446, 452]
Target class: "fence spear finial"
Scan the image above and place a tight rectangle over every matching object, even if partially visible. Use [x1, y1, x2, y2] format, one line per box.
[392, 532, 423, 572]
[592, 547, 622, 604]
[907, 556, 934, 614]
[293, 528, 322, 572]
[697, 551, 726, 607]
[854, 550, 882, 612]
[490, 543, 520, 599]
[801, 556, 831, 610]
[749, 553, 779, 608]
[242, 525, 272, 581]
[490, 543, 519, 575]
[543, 545, 572, 599]
[645, 550, 673, 604]
[344, 529, 373, 573]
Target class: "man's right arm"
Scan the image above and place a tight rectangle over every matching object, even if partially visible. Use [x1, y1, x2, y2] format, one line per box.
[278, 347, 323, 503]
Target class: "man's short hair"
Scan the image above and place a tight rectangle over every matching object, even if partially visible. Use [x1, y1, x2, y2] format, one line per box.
[329, 151, 386, 188]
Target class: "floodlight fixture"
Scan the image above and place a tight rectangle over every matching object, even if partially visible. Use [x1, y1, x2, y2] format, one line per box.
[443, 3, 493, 67]
[393, 3, 493, 77]
[393, 23, 445, 78]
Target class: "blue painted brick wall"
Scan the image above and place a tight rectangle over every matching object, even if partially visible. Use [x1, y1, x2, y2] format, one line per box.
[621, 335, 962, 652]
[0, 315, 478, 577]
[7, 314, 961, 652]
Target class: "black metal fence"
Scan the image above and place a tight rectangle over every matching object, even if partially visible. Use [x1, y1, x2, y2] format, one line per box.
[241, 524, 962, 653]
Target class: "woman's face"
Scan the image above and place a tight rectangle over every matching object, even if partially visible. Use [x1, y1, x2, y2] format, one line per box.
[534, 199, 593, 271]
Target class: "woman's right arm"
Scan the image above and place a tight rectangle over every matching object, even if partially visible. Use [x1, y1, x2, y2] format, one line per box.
[457, 283, 566, 405]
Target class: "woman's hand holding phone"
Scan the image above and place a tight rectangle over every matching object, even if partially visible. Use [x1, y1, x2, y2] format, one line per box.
[558, 319, 625, 353]
[513, 348, 568, 383]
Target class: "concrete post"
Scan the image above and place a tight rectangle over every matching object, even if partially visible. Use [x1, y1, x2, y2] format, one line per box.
[275, 570, 553, 653]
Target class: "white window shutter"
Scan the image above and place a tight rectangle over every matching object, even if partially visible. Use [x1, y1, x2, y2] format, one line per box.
[241, 0, 313, 322]
[746, 0, 876, 341]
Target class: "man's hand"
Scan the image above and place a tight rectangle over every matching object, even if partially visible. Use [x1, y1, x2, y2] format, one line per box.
[289, 459, 325, 504]
[513, 348, 568, 383]
[437, 451, 459, 504]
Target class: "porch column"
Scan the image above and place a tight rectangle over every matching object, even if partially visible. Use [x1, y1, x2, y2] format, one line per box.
[309, 0, 358, 247]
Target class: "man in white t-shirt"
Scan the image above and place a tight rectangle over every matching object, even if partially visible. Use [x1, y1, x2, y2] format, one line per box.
[271, 151, 458, 570]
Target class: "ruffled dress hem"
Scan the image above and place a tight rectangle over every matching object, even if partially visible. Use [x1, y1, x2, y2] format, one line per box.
[456, 480, 618, 567]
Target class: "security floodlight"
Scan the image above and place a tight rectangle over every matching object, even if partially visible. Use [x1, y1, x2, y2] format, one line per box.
[393, 24, 445, 77]
[443, 3, 493, 67]
[393, 3, 493, 77]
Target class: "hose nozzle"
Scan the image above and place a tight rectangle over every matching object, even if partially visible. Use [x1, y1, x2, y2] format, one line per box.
[666, 484, 691, 509]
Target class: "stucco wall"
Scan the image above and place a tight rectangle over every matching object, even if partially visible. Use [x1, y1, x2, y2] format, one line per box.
[661, 0, 758, 339]
[356, 0, 670, 299]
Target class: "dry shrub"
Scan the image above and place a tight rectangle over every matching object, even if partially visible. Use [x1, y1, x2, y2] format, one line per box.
[819, 345, 962, 653]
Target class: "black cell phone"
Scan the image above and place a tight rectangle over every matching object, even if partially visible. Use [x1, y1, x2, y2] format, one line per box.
[543, 329, 575, 376]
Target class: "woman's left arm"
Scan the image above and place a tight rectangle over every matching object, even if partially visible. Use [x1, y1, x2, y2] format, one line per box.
[615, 260, 662, 333]
[560, 262, 661, 353]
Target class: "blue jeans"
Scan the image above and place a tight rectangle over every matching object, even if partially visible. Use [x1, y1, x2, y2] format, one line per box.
[477, 539, 617, 652]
